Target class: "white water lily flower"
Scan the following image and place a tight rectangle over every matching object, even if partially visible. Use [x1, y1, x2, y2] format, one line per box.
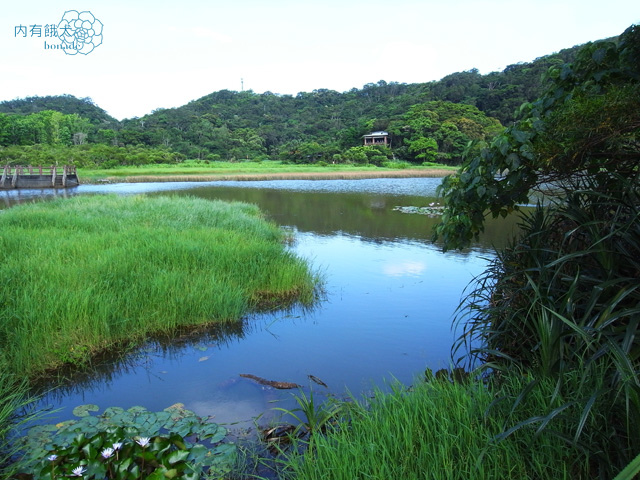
[47, 454, 58, 461]
[135, 436, 150, 447]
[101, 447, 114, 458]
[71, 465, 86, 476]
[112, 441, 123, 450]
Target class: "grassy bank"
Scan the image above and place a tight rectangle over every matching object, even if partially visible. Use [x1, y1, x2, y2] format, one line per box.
[78, 160, 455, 183]
[277, 374, 594, 480]
[0, 194, 319, 378]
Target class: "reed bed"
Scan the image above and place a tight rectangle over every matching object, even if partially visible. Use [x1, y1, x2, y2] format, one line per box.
[279, 375, 588, 480]
[452, 174, 640, 476]
[0, 194, 319, 378]
[106, 169, 452, 183]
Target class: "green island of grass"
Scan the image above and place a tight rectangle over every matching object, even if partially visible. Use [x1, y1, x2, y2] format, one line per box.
[0, 194, 319, 379]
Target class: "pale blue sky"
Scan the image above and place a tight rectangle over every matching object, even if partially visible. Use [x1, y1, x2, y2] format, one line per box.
[1, 0, 638, 120]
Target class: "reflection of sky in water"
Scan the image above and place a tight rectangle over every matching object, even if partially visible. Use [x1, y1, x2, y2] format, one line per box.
[1, 177, 443, 204]
[382, 260, 427, 277]
[34, 231, 489, 430]
[183, 177, 444, 196]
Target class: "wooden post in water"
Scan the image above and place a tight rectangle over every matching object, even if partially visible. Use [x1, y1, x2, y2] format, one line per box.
[1, 164, 78, 189]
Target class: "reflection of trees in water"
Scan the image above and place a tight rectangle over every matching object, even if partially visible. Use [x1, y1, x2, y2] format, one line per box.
[171, 184, 520, 250]
[3, 179, 520, 250]
[0, 187, 78, 209]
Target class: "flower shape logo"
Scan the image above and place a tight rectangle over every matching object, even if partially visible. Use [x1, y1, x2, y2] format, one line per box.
[57, 10, 103, 55]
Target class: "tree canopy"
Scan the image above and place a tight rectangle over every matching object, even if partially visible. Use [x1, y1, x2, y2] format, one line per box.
[0, 41, 587, 167]
[0, 95, 117, 125]
[441, 27, 640, 476]
[435, 24, 640, 250]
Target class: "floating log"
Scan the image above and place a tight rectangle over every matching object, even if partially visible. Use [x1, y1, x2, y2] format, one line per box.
[239, 373, 301, 389]
[308, 374, 328, 388]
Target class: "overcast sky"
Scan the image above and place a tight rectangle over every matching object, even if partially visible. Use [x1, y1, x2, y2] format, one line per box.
[1, 0, 638, 120]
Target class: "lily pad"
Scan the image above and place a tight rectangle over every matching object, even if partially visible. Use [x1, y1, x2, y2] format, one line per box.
[102, 406, 125, 418]
[127, 405, 149, 414]
[55, 419, 77, 429]
[72, 404, 99, 417]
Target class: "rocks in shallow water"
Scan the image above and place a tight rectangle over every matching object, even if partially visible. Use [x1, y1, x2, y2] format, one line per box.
[393, 204, 444, 217]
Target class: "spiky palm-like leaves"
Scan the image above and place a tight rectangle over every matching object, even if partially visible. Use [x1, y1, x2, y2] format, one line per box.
[454, 172, 640, 476]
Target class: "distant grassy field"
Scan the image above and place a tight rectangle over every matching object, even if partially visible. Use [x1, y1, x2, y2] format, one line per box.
[78, 160, 455, 183]
[0, 194, 319, 378]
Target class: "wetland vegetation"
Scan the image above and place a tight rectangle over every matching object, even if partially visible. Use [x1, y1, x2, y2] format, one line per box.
[76, 160, 455, 184]
[0, 194, 319, 379]
[277, 375, 587, 480]
[0, 194, 319, 478]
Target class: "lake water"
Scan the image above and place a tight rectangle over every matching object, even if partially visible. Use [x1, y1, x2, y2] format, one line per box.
[5, 177, 518, 431]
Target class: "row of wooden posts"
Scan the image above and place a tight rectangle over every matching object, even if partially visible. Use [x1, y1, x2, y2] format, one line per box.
[0, 165, 78, 189]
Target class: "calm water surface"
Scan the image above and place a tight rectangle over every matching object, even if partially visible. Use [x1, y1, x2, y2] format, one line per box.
[5, 178, 517, 430]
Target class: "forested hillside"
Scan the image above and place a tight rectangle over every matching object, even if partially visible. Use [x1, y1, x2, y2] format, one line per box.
[0, 94, 117, 126]
[0, 41, 584, 167]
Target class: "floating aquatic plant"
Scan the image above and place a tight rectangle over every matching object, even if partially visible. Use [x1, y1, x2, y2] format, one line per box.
[15, 404, 236, 479]
[393, 204, 444, 217]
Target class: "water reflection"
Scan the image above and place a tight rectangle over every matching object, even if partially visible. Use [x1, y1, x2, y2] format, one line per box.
[0, 178, 519, 249]
[14, 178, 510, 431]
[31, 320, 250, 401]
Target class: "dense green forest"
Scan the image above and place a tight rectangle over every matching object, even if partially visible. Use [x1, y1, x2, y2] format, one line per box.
[0, 41, 583, 168]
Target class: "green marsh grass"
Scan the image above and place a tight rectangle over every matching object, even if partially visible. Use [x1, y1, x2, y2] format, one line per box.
[274, 387, 342, 440]
[279, 376, 586, 480]
[0, 194, 319, 378]
[78, 160, 455, 183]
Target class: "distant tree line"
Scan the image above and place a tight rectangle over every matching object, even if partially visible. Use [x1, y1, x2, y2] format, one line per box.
[0, 42, 585, 168]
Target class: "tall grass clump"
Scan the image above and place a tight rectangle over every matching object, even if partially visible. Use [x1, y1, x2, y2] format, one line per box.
[279, 376, 583, 480]
[453, 172, 640, 477]
[0, 194, 319, 378]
